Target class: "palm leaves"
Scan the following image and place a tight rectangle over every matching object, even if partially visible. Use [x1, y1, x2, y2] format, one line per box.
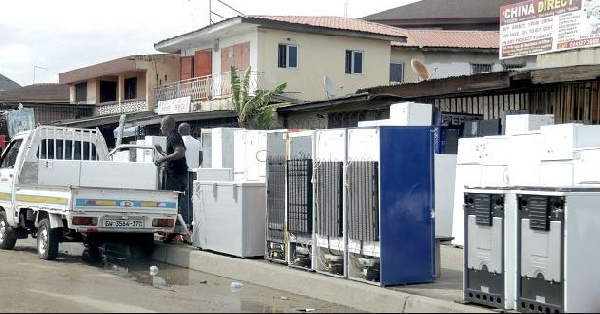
[230, 66, 288, 129]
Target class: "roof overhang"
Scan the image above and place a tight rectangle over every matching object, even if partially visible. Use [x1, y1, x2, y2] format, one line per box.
[59, 56, 139, 85]
[155, 16, 407, 54]
[155, 17, 248, 54]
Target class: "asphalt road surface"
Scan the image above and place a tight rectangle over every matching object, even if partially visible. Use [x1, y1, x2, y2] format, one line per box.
[0, 238, 361, 313]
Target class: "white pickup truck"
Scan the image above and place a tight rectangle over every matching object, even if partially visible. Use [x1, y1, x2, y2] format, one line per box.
[0, 126, 179, 260]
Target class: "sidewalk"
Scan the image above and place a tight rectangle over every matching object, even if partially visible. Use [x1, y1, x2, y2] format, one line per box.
[151, 242, 491, 313]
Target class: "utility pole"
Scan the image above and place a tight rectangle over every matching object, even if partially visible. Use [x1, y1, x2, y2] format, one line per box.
[209, 0, 213, 24]
[344, 0, 349, 17]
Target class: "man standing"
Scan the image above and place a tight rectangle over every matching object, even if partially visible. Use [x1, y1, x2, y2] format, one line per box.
[154, 116, 190, 236]
[178, 123, 203, 169]
[178, 122, 202, 231]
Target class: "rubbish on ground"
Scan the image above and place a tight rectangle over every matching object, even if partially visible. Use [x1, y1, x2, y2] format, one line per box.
[199, 280, 208, 284]
[149, 265, 159, 276]
[230, 281, 244, 292]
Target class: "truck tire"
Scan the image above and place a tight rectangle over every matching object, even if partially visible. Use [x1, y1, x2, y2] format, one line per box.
[129, 233, 155, 260]
[37, 218, 60, 260]
[0, 211, 17, 250]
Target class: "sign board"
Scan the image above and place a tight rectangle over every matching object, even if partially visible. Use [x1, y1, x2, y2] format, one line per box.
[157, 96, 191, 115]
[6, 108, 35, 138]
[500, 0, 600, 59]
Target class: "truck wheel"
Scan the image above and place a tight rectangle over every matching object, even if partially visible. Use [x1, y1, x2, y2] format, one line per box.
[0, 212, 17, 250]
[37, 218, 60, 260]
[129, 233, 155, 260]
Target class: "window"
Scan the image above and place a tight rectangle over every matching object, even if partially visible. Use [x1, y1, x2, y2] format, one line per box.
[124, 77, 137, 100]
[502, 63, 525, 71]
[390, 62, 405, 84]
[471, 63, 493, 74]
[38, 139, 98, 161]
[75, 82, 87, 103]
[278, 44, 298, 68]
[0, 139, 23, 168]
[345, 50, 363, 74]
[100, 80, 117, 103]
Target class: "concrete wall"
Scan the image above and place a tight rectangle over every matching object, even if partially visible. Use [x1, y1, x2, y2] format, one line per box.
[423, 52, 536, 80]
[391, 49, 424, 84]
[536, 47, 600, 68]
[391, 48, 536, 83]
[182, 30, 259, 75]
[257, 28, 391, 101]
[135, 54, 180, 111]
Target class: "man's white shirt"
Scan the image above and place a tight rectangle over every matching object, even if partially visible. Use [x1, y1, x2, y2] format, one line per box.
[182, 135, 202, 169]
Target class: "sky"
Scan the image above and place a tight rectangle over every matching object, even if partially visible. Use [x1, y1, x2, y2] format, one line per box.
[0, 0, 420, 87]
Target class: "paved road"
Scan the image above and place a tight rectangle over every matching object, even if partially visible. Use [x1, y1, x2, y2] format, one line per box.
[0, 238, 361, 313]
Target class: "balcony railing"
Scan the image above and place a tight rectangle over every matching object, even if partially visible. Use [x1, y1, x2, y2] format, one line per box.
[155, 71, 262, 103]
[95, 99, 148, 116]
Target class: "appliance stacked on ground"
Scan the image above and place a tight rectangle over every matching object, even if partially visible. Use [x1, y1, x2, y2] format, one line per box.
[313, 129, 347, 277]
[193, 102, 443, 288]
[0, 126, 179, 260]
[286, 130, 315, 270]
[459, 115, 600, 312]
[346, 126, 436, 286]
[192, 129, 286, 258]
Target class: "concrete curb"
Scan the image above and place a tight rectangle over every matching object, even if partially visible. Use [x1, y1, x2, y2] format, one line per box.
[152, 243, 491, 313]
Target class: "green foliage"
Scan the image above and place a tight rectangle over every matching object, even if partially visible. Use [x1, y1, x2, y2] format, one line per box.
[230, 66, 288, 129]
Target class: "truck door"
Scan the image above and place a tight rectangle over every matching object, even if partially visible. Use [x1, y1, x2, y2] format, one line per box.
[0, 139, 23, 221]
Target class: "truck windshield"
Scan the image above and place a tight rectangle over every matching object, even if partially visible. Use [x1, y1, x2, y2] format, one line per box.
[0, 139, 23, 168]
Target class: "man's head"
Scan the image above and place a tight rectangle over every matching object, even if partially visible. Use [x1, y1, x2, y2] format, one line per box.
[178, 122, 191, 136]
[160, 116, 176, 135]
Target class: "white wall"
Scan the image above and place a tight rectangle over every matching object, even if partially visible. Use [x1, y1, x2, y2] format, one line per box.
[422, 52, 536, 80]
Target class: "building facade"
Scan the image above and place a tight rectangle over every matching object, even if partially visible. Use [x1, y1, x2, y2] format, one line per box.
[59, 54, 180, 116]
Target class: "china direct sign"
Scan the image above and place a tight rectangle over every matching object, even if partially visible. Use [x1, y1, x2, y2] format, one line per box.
[500, 0, 600, 59]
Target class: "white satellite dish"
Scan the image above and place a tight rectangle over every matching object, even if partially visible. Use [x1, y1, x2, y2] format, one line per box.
[411, 58, 431, 82]
[323, 76, 343, 100]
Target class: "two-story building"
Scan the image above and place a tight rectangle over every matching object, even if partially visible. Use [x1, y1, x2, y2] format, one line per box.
[153, 15, 407, 113]
[59, 54, 180, 116]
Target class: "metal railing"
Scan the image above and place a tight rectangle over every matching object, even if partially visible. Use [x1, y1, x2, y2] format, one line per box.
[95, 100, 148, 116]
[154, 71, 263, 103]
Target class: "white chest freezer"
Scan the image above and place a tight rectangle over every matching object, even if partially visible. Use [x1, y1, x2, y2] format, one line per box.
[194, 181, 266, 258]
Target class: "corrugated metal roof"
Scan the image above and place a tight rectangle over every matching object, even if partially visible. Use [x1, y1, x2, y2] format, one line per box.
[364, 0, 522, 20]
[393, 29, 499, 49]
[0, 83, 69, 103]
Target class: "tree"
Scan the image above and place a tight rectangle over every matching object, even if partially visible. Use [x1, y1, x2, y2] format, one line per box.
[230, 66, 288, 129]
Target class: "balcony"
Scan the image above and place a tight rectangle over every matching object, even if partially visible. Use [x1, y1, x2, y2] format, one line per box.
[95, 99, 148, 116]
[155, 71, 263, 104]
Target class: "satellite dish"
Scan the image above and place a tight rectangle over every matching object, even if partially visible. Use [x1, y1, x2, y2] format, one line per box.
[324, 76, 337, 99]
[411, 58, 431, 82]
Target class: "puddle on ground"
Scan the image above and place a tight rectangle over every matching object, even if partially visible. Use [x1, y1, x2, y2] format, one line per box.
[82, 243, 335, 313]
[214, 297, 281, 313]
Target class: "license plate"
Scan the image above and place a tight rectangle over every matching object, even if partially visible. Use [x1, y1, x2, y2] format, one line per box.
[103, 219, 144, 228]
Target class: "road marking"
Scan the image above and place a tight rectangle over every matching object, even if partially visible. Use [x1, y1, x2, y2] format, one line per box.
[27, 289, 156, 313]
